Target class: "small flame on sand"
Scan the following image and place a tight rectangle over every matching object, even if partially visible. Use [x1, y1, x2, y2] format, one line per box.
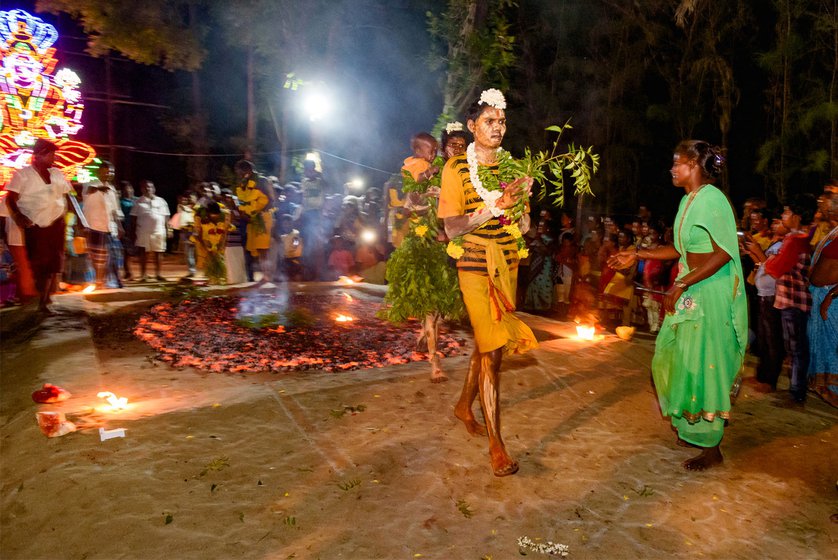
[82, 284, 96, 294]
[575, 325, 596, 340]
[335, 314, 354, 322]
[337, 276, 355, 285]
[341, 292, 353, 303]
[97, 391, 128, 411]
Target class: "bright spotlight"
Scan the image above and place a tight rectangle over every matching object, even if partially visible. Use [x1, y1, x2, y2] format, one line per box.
[349, 178, 364, 191]
[304, 152, 322, 172]
[302, 89, 332, 122]
[360, 229, 377, 244]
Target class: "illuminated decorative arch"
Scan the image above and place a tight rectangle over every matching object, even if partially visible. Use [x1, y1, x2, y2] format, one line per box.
[0, 9, 95, 186]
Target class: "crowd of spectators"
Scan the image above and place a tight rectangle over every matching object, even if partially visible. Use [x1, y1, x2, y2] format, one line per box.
[516, 183, 837, 407]
[517, 205, 678, 332]
[159, 159, 390, 286]
[0, 158, 393, 294]
[518, 189, 833, 320]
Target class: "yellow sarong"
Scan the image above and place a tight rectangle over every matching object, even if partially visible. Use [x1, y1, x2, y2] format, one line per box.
[459, 234, 538, 354]
[245, 212, 273, 256]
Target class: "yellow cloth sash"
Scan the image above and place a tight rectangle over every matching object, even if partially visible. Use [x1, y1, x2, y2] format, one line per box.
[459, 234, 537, 355]
[463, 233, 515, 321]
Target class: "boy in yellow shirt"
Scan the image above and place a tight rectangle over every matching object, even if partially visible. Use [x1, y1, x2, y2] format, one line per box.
[194, 202, 233, 284]
[389, 133, 439, 248]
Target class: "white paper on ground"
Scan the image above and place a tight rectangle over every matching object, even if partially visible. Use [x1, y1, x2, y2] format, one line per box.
[99, 427, 126, 441]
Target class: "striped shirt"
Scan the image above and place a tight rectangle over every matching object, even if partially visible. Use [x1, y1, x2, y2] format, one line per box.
[438, 155, 519, 276]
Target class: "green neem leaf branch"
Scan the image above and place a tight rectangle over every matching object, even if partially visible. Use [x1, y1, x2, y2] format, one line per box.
[514, 122, 599, 210]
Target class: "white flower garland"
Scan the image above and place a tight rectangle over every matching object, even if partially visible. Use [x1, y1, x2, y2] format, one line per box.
[445, 121, 463, 134]
[466, 142, 505, 217]
[479, 88, 506, 109]
[517, 536, 569, 556]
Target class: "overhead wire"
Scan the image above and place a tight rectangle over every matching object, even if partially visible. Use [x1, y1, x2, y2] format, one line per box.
[91, 146, 398, 175]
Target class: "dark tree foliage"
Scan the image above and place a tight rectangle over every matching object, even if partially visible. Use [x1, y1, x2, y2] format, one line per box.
[32, 0, 838, 214]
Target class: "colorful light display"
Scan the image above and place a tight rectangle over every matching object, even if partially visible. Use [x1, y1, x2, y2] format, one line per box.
[0, 9, 95, 186]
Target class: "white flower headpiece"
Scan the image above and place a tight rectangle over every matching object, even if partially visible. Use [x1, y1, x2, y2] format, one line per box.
[445, 121, 464, 134]
[479, 88, 506, 110]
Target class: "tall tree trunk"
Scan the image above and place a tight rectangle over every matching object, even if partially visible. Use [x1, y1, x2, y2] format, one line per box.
[187, 2, 208, 182]
[267, 101, 287, 180]
[190, 69, 209, 181]
[442, 0, 482, 117]
[105, 52, 115, 163]
[780, 0, 791, 203]
[246, 47, 256, 159]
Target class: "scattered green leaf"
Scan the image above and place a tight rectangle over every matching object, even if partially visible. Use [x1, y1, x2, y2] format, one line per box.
[199, 456, 230, 477]
[330, 404, 367, 418]
[156, 283, 208, 302]
[338, 478, 362, 491]
[632, 485, 655, 497]
[456, 499, 474, 518]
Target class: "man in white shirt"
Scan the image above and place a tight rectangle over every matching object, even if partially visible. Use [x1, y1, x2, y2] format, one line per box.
[130, 180, 170, 282]
[4, 138, 76, 313]
[0, 197, 36, 302]
[83, 161, 124, 289]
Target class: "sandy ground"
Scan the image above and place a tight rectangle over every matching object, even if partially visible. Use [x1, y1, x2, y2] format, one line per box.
[1, 281, 836, 560]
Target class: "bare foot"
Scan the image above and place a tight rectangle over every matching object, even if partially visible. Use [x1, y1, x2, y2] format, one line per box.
[454, 405, 487, 437]
[682, 446, 723, 471]
[430, 369, 448, 383]
[37, 304, 56, 316]
[430, 356, 447, 383]
[490, 448, 519, 477]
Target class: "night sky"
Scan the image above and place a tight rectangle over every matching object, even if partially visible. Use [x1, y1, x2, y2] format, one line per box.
[6, 1, 444, 204]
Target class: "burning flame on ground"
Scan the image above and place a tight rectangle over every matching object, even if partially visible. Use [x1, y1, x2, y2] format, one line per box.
[82, 284, 96, 294]
[97, 391, 129, 412]
[575, 325, 596, 341]
[341, 292, 353, 303]
[337, 276, 355, 285]
[335, 314, 354, 322]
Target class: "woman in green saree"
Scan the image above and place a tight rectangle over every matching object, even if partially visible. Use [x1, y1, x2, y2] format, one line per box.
[609, 140, 747, 470]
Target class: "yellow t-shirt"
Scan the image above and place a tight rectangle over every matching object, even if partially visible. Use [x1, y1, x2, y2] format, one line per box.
[401, 156, 431, 182]
[199, 220, 233, 253]
[235, 181, 268, 218]
[236, 179, 272, 254]
[752, 230, 773, 251]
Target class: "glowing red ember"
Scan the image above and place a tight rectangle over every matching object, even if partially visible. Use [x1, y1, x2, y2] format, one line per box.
[134, 293, 467, 373]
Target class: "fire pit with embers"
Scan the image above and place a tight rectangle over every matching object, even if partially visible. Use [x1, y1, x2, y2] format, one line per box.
[135, 291, 468, 373]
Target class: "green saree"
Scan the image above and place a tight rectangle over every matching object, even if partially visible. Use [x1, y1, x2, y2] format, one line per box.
[651, 185, 748, 447]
